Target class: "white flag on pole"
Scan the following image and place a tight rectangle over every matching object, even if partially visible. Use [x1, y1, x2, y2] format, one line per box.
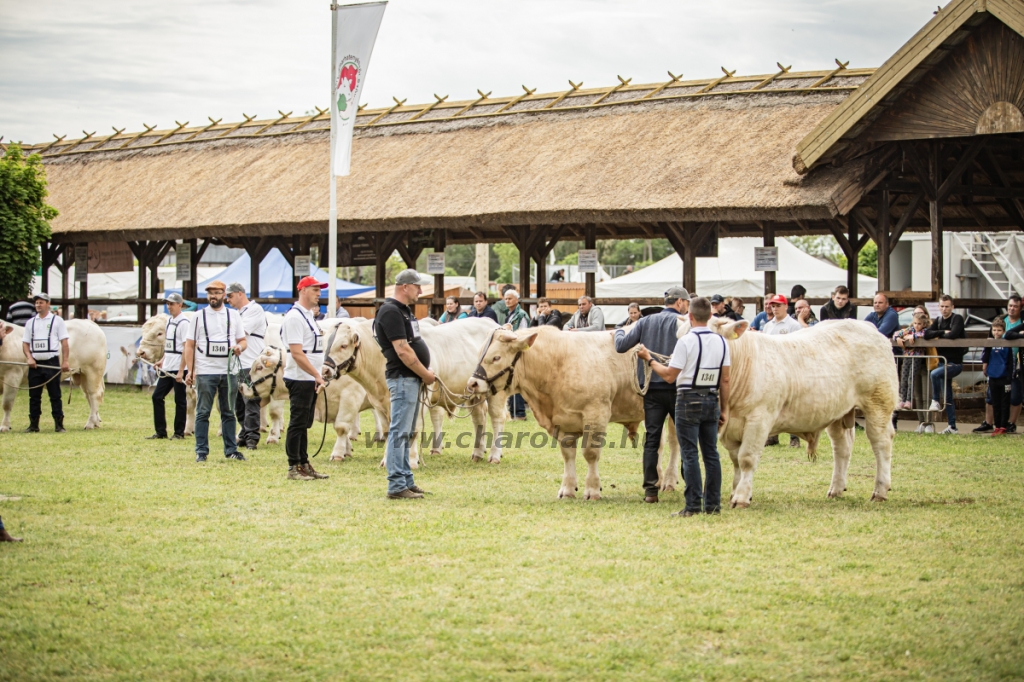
[331, 1, 387, 177]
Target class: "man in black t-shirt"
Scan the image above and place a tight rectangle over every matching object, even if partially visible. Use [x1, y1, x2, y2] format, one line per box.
[375, 269, 437, 500]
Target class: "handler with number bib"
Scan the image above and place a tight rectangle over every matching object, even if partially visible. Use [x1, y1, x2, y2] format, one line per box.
[638, 296, 731, 516]
[281, 276, 330, 481]
[21, 293, 69, 433]
[181, 280, 247, 463]
[147, 293, 190, 440]
[226, 282, 267, 450]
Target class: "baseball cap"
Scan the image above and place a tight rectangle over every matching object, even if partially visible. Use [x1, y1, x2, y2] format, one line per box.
[205, 280, 227, 292]
[164, 293, 184, 304]
[32, 292, 51, 302]
[226, 282, 246, 295]
[710, 294, 725, 304]
[768, 294, 788, 306]
[297, 276, 329, 290]
[395, 269, 422, 286]
[664, 286, 689, 302]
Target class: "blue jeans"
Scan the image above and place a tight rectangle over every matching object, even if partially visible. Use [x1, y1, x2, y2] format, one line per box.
[195, 374, 239, 457]
[385, 377, 421, 494]
[675, 391, 722, 513]
[930, 363, 962, 426]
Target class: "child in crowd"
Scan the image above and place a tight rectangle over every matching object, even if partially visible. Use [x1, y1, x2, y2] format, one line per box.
[893, 311, 931, 410]
[982, 317, 1014, 435]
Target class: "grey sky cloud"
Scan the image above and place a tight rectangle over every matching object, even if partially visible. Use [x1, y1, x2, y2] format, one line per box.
[0, 0, 940, 144]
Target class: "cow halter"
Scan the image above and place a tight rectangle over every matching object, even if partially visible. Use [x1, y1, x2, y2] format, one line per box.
[323, 339, 358, 375]
[470, 329, 523, 396]
[249, 346, 285, 398]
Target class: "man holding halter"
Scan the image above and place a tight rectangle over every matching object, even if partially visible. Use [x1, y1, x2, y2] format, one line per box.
[281, 276, 330, 481]
[22, 293, 70, 433]
[146, 292, 189, 441]
[226, 282, 268, 451]
[181, 281, 247, 463]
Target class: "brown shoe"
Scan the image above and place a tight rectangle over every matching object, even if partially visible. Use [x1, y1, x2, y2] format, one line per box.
[287, 466, 314, 481]
[387, 488, 424, 500]
[1, 530, 22, 542]
[644, 495, 659, 504]
[671, 509, 701, 517]
[301, 463, 329, 480]
[408, 485, 430, 495]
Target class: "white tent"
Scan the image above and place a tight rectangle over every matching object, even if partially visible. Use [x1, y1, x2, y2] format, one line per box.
[596, 238, 876, 324]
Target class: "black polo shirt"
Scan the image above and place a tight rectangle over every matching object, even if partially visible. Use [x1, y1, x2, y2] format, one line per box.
[374, 298, 431, 379]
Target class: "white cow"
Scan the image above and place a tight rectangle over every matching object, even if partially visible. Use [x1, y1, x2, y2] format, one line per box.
[710, 317, 899, 508]
[0, 319, 106, 431]
[466, 326, 680, 500]
[240, 345, 386, 460]
[323, 317, 510, 467]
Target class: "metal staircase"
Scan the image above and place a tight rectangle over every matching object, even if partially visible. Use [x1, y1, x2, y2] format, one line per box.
[955, 232, 1024, 298]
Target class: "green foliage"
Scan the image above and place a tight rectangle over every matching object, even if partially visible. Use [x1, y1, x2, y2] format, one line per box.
[837, 239, 878, 278]
[787, 235, 843, 265]
[492, 243, 519, 283]
[0, 144, 57, 306]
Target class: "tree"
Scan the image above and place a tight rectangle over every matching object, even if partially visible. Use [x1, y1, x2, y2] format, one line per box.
[0, 144, 57, 318]
[837, 239, 878, 278]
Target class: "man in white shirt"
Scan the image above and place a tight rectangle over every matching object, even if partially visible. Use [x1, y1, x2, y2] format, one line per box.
[226, 282, 268, 451]
[761, 294, 803, 336]
[281, 276, 330, 481]
[147, 293, 190, 440]
[637, 297, 730, 516]
[21, 293, 70, 433]
[182, 280, 247, 463]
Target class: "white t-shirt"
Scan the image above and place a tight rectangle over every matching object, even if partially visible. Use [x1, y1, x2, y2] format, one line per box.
[236, 302, 267, 368]
[25, 312, 69, 361]
[282, 304, 325, 381]
[162, 313, 190, 373]
[668, 327, 731, 389]
[762, 315, 804, 335]
[187, 306, 243, 376]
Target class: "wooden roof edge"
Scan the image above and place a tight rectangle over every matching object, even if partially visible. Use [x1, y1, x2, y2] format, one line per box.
[792, 0, 1003, 175]
[22, 67, 874, 157]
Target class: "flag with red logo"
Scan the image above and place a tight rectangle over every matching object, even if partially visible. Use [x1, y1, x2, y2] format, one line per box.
[332, 2, 387, 176]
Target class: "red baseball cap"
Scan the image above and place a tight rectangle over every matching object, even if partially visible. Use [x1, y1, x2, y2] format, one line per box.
[297, 276, 329, 290]
[768, 294, 788, 306]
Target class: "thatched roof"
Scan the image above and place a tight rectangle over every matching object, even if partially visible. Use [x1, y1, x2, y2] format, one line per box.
[21, 66, 878, 242]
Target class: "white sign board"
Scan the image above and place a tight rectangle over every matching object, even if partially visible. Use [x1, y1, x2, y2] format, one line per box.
[925, 302, 941, 319]
[294, 255, 311, 277]
[578, 250, 599, 274]
[426, 253, 446, 275]
[176, 242, 192, 282]
[754, 247, 778, 272]
[74, 246, 89, 282]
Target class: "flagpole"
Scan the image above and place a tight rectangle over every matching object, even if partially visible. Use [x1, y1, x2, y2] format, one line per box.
[328, 2, 339, 319]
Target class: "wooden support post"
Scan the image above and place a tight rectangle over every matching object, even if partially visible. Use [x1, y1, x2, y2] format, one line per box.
[847, 219, 860, 299]
[374, 236, 387, 303]
[763, 223, 776, 297]
[60, 246, 70, 319]
[682, 230, 697, 295]
[186, 238, 199, 301]
[877, 190, 891, 294]
[584, 224, 596, 299]
[929, 143, 944, 297]
[136, 242, 148, 322]
[433, 229, 446, 319]
[76, 242, 89, 321]
[149, 253, 160, 317]
[250, 245, 261, 301]
[518, 233, 531, 300]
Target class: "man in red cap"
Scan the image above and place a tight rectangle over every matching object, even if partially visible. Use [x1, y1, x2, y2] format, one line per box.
[761, 294, 802, 336]
[281, 276, 330, 481]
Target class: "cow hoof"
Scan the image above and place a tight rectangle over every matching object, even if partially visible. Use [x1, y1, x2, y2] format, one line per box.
[660, 483, 676, 492]
[488, 457, 501, 464]
[827, 489, 842, 499]
[870, 493, 888, 502]
[430, 449, 442, 456]
[730, 497, 750, 509]
[0, 426, 9, 433]
[584, 492, 601, 501]
[558, 491, 576, 499]
[471, 455, 483, 463]
[267, 437, 279, 445]
[330, 455, 344, 462]
[378, 458, 386, 468]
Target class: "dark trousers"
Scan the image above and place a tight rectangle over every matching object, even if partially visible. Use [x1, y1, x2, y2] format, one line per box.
[234, 368, 262, 446]
[28, 357, 63, 422]
[507, 393, 526, 419]
[990, 378, 1011, 429]
[285, 379, 317, 467]
[153, 370, 187, 437]
[675, 390, 722, 513]
[642, 387, 677, 496]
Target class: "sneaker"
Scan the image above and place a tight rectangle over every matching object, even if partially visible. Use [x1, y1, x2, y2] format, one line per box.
[226, 452, 246, 461]
[928, 400, 941, 412]
[287, 465, 314, 481]
[923, 424, 935, 434]
[1006, 423, 1017, 434]
[301, 463, 329, 480]
[196, 454, 208, 462]
[146, 433, 167, 440]
[972, 422, 994, 433]
[915, 423, 926, 434]
[940, 425, 958, 435]
[992, 428, 1007, 436]
[387, 488, 423, 499]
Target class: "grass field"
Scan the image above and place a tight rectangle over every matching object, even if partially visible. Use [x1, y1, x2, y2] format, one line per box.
[1, 385, 1023, 681]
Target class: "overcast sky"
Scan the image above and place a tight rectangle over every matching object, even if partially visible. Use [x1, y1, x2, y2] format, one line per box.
[1, 0, 942, 145]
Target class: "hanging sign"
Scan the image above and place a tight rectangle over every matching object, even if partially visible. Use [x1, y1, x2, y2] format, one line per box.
[754, 247, 778, 272]
[426, 253, 446, 275]
[578, 250, 599, 274]
[295, 255, 312, 277]
[176, 242, 192, 281]
[74, 246, 89, 282]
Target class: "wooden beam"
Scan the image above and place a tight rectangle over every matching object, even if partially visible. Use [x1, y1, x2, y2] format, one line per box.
[890, 191, 925, 249]
[877, 190, 891, 293]
[900, 142, 936, 201]
[584, 224, 596, 299]
[936, 138, 986, 204]
[929, 141, 943, 298]
[432, 229, 446, 319]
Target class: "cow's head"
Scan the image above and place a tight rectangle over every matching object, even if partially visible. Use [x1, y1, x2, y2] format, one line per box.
[466, 329, 539, 395]
[241, 346, 286, 401]
[136, 313, 170, 361]
[708, 316, 749, 340]
[322, 322, 360, 380]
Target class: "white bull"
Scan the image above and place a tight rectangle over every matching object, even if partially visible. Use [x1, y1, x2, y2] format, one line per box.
[136, 312, 285, 440]
[323, 317, 510, 467]
[240, 345, 385, 460]
[1, 319, 106, 431]
[711, 317, 899, 508]
[466, 326, 680, 500]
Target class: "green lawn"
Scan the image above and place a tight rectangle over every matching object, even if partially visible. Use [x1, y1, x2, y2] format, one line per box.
[1, 385, 1022, 681]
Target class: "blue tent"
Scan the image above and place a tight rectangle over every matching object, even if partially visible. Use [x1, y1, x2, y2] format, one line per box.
[166, 249, 373, 313]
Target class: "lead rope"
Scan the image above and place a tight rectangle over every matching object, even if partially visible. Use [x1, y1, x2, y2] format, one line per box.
[630, 348, 673, 396]
[310, 381, 331, 458]
[0, 360, 80, 400]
